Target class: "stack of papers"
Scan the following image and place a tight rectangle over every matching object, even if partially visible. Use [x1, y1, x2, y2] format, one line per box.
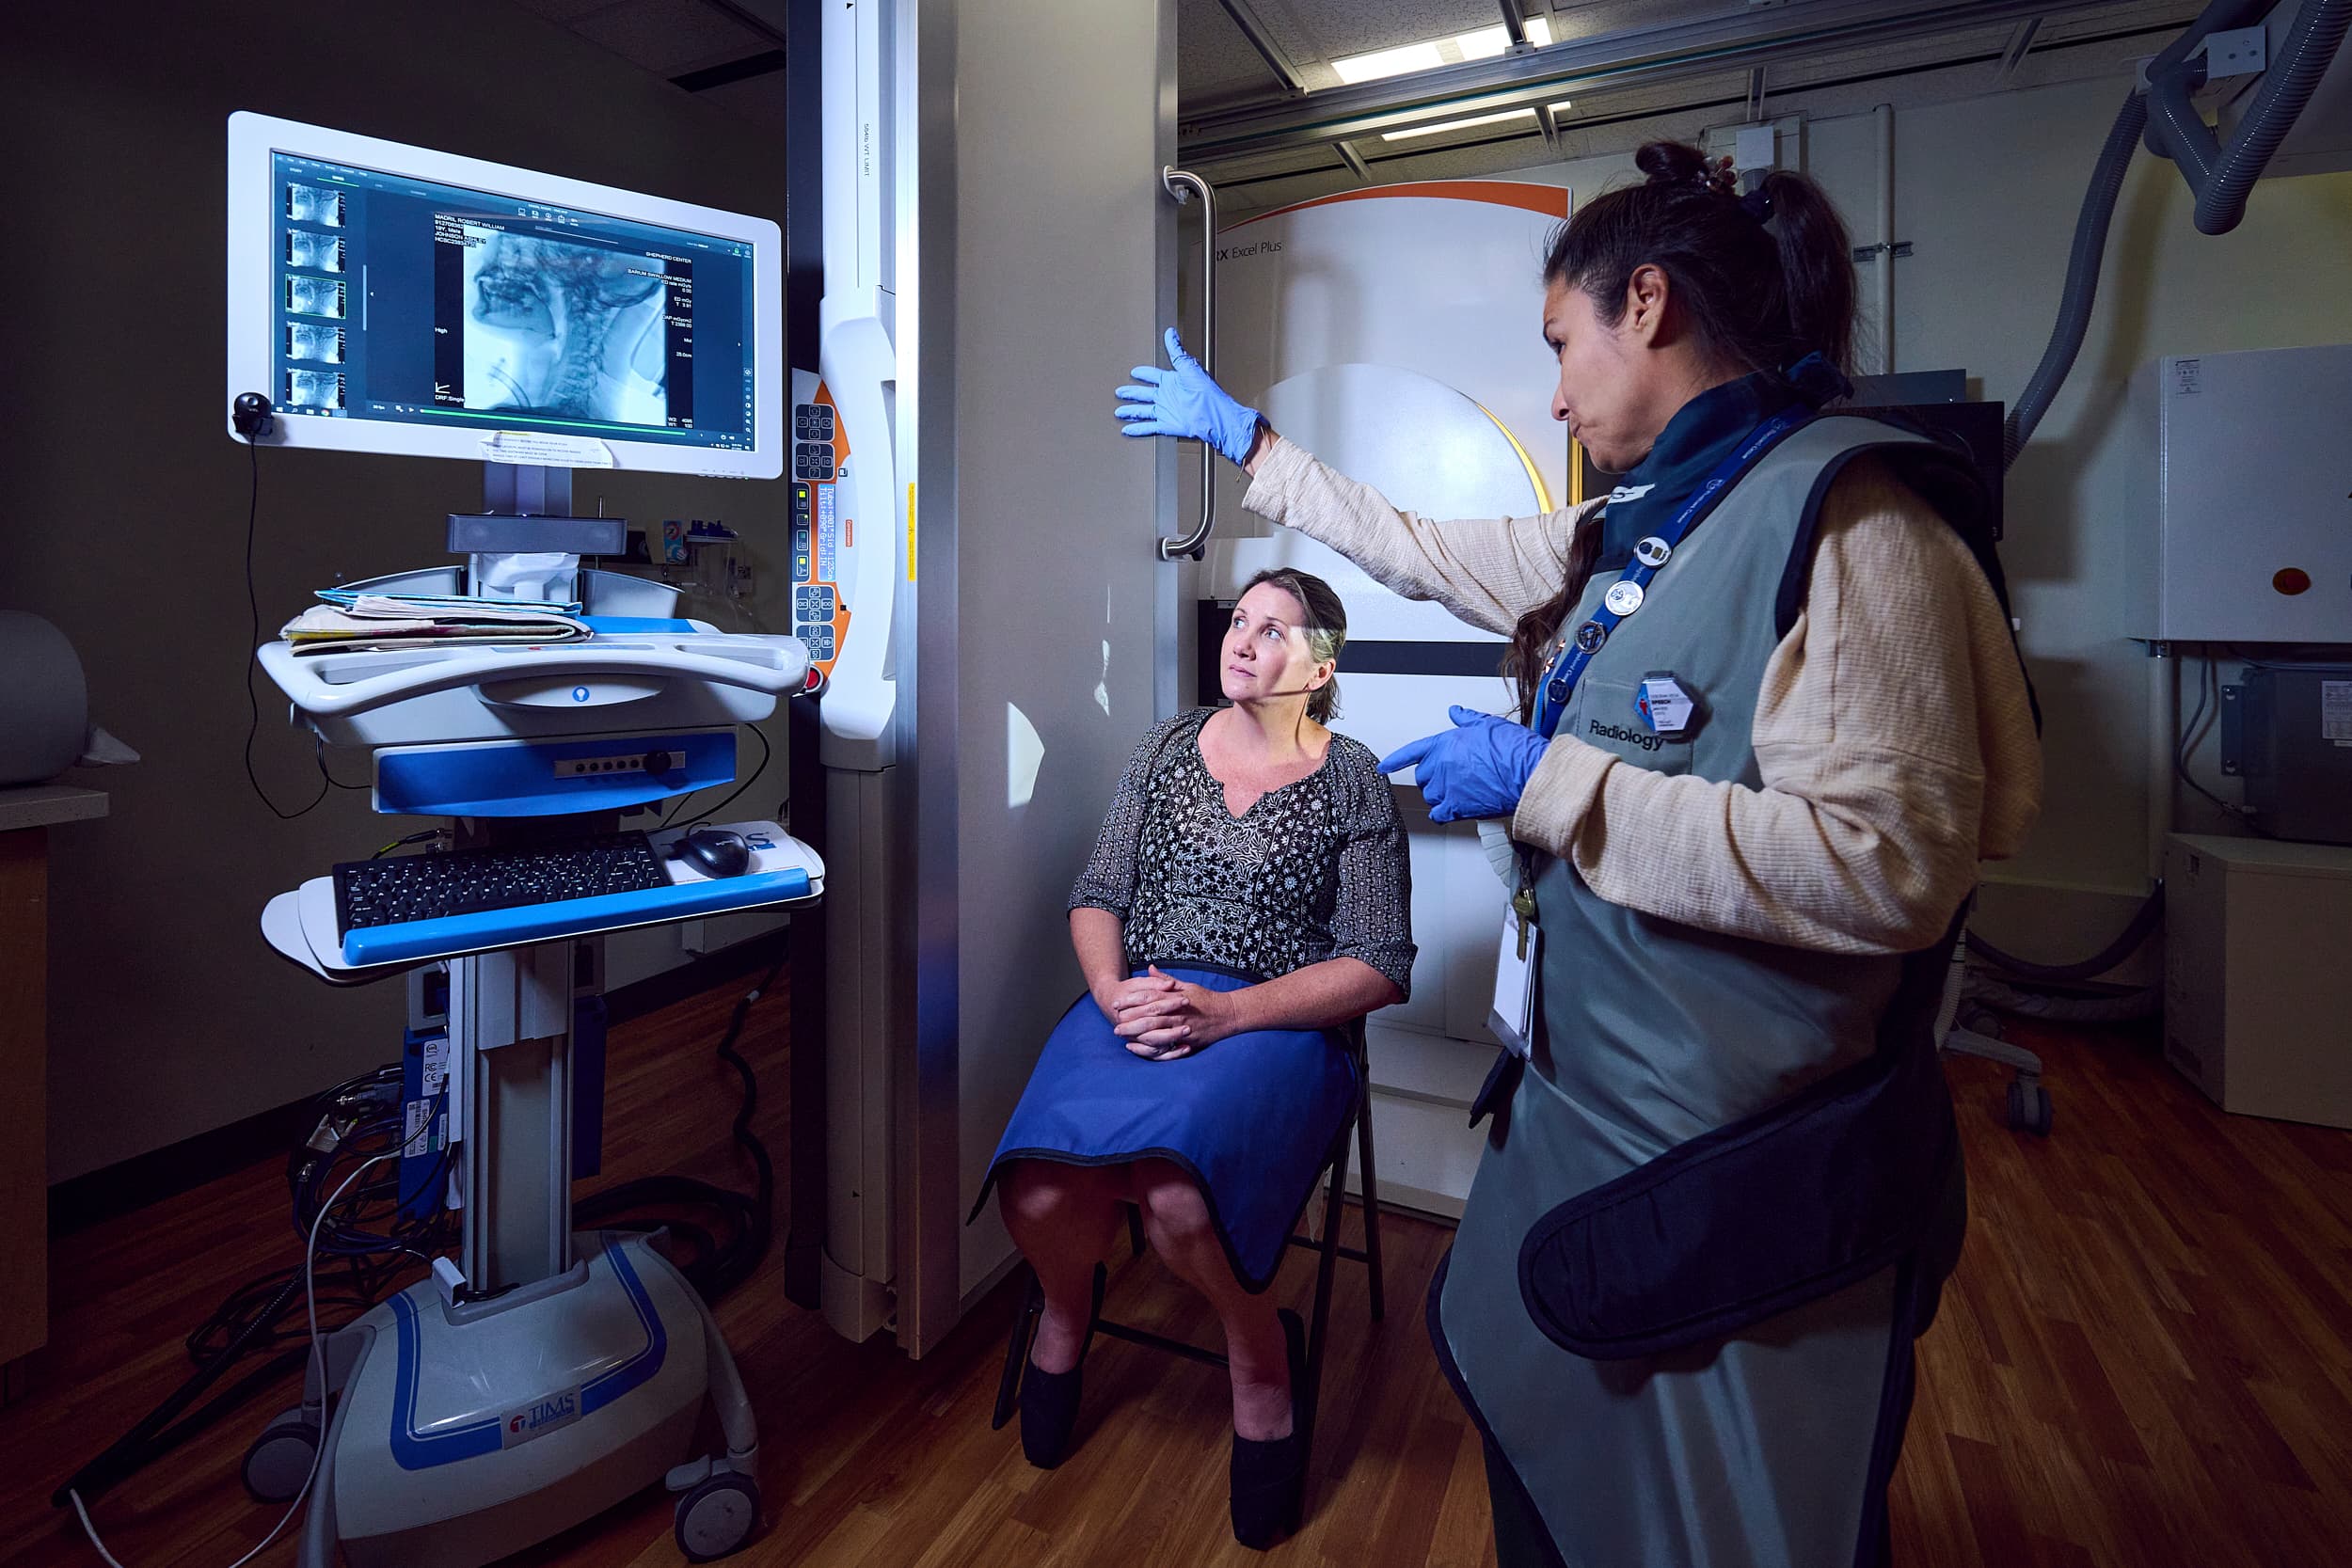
[282, 593, 592, 656]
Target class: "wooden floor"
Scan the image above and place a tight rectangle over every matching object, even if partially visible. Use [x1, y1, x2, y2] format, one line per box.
[5, 971, 2349, 1567]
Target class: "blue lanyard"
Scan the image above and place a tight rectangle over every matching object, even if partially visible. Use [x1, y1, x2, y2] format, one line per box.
[1532, 406, 1814, 739]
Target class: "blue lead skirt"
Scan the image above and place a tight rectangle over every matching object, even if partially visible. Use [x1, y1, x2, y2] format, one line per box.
[973, 965, 1361, 1291]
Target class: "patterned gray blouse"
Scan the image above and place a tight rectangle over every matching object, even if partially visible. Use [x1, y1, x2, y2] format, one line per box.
[1069, 708, 1416, 996]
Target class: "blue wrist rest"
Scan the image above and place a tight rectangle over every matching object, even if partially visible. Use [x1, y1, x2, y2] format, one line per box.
[342, 868, 813, 967]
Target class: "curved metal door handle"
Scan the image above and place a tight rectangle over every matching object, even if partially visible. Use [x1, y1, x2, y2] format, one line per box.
[1157, 166, 1218, 562]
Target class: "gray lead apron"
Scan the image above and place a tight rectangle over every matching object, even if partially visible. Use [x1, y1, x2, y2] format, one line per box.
[1434, 419, 1990, 1568]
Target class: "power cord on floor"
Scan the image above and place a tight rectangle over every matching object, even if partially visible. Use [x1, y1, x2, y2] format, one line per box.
[576, 956, 782, 1301]
[53, 959, 782, 1545]
[67, 1145, 411, 1568]
[53, 1069, 448, 1510]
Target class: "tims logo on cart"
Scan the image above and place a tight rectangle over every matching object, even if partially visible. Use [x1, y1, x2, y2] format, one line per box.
[501, 1386, 582, 1449]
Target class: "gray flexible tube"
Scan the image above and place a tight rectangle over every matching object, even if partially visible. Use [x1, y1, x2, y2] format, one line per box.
[2002, 90, 2148, 465]
[2146, 0, 2352, 236]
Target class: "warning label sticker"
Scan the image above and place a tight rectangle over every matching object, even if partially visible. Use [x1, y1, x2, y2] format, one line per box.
[2324, 679, 2352, 745]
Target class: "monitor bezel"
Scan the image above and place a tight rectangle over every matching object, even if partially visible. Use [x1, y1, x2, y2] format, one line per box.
[226, 111, 784, 480]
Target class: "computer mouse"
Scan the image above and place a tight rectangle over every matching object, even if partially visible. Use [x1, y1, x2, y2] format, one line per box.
[673, 827, 754, 879]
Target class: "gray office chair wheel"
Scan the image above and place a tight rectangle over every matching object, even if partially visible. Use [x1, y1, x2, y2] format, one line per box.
[675, 1472, 760, 1561]
[242, 1409, 321, 1502]
[2006, 1079, 2054, 1137]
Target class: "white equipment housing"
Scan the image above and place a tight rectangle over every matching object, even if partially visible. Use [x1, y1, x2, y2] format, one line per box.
[805, 1, 1183, 1354]
[2128, 344, 2352, 643]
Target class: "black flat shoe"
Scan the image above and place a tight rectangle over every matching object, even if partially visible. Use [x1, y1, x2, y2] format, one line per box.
[1230, 1307, 1310, 1549]
[1018, 1265, 1105, 1469]
[1018, 1358, 1086, 1469]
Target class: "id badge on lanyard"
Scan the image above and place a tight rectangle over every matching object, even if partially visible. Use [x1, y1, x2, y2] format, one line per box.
[1499, 403, 1814, 1058]
[1529, 403, 1814, 741]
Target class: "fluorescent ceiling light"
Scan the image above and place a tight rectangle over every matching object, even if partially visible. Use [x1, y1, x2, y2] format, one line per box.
[1380, 108, 1540, 143]
[1333, 41, 1445, 84]
[1335, 17, 1553, 84]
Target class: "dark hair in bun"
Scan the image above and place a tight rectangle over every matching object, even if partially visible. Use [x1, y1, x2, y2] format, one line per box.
[1542, 139, 1857, 377]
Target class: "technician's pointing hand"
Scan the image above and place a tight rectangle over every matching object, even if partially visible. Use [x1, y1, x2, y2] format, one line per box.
[1379, 706, 1549, 825]
[1115, 327, 1263, 467]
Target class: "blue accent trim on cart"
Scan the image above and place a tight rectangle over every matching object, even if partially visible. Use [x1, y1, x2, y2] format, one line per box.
[580, 1241, 667, 1415]
[580, 616, 699, 634]
[342, 868, 812, 967]
[386, 1236, 667, 1471]
[373, 731, 736, 818]
[387, 1291, 499, 1470]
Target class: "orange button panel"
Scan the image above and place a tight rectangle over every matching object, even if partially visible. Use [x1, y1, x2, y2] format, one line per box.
[790, 384, 852, 679]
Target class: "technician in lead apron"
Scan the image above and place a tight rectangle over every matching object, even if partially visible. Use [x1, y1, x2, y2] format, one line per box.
[1115, 141, 2042, 1568]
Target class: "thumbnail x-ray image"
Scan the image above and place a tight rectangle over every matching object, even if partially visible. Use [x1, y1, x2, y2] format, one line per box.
[287, 323, 345, 364]
[285, 276, 346, 319]
[461, 225, 671, 426]
[286, 369, 344, 409]
[285, 230, 345, 273]
[285, 184, 345, 227]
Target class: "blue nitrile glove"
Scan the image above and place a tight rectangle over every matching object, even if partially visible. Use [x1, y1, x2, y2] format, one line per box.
[1114, 327, 1263, 467]
[1378, 706, 1549, 825]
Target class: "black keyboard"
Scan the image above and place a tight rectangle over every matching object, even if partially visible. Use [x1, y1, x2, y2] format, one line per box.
[333, 832, 670, 935]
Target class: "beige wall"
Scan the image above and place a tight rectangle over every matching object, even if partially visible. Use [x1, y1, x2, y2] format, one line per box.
[0, 5, 793, 1180]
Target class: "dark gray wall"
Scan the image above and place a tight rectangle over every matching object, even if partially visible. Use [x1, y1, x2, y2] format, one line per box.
[0, 4, 791, 1180]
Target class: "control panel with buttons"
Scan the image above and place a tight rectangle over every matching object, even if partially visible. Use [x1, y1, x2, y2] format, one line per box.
[790, 394, 851, 683]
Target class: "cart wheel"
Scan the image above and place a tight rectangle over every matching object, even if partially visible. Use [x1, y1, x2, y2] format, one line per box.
[2006, 1079, 2054, 1137]
[675, 1472, 760, 1562]
[242, 1410, 321, 1503]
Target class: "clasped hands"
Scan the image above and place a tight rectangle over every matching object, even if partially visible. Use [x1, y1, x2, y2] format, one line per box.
[1094, 966, 1237, 1061]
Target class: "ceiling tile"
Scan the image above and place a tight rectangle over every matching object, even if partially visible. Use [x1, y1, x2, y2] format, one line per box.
[1182, 0, 1296, 104]
[1273, 0, 1513, 61]
[568, 0, 770, 77]
[506, 0, 637, 24]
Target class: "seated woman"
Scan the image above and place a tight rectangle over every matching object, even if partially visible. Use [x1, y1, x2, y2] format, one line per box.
[977, 568, 1414, 1548]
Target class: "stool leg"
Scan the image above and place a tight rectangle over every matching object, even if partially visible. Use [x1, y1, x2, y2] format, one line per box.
[1305, 1130, 1351, 1449]
[1355, 1082, 1387, 1323]
[992, 1268, 1043, 1431]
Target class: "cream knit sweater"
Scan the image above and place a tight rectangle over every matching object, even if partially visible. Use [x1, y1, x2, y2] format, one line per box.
[1243, 436, 2042, 957]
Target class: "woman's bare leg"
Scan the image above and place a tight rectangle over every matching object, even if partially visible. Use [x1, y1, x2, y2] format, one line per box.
[1131, 1159, 1294, 1441]
[998, 1161, 1124, 1372]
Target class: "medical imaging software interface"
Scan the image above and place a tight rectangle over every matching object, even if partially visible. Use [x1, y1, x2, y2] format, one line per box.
[271, 153, 755, 450]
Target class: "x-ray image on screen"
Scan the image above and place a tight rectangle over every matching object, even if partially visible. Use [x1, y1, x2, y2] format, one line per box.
[285, 230, 345, 272]
[460, 224, 673, 427]
[285, 183, 345, 227]
[286, 322, 344, 363]
[285, 276, 346, 318]
[286, 368, 345, 408]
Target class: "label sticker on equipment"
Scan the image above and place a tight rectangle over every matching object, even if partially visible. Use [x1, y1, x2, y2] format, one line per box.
[816, 484, 838, 582]
[501, 1386, 582, 1449]
[2172, 358, 2201, 395]
[2324, 680, 2352, 743]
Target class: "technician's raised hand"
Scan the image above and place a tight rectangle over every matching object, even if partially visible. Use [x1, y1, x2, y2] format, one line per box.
[1114, 327, 1263, 467]
[1380, 705, 1549, 825]
[1110, 965, 1238, 1061]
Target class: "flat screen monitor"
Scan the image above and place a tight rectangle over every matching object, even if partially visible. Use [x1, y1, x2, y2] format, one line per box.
[226, 112, 782, 479]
